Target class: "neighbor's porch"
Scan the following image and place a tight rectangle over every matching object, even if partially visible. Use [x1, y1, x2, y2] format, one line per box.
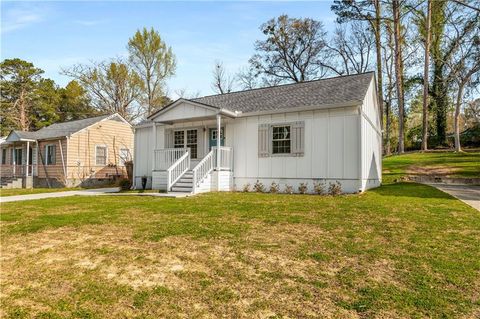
[0, 140, 37, 188]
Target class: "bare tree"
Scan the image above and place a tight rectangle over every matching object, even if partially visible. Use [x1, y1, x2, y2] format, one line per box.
[324, 21, 374, 76]
[249, 15, 329, 83]
[392, 0, 406, 153]
[421, 0, 432, 151]
[236, 66, 260, 90]
[211, 60, 235, 94]
[383, 20, 396, 155]
[63, 59, 144, 122]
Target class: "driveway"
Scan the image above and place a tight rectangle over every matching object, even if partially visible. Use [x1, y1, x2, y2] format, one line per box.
[429, 184, 480, 211]
[0, 188, 120, 203]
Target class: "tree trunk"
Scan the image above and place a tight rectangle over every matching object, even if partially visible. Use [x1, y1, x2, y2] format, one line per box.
[18, 89, 28, 131]
[392, 0, 405, 154]
[385, 99, 391, 155]
[374, 0, 384, 133]
[421, 0, 432, 151]
[454, 82, 464, 152]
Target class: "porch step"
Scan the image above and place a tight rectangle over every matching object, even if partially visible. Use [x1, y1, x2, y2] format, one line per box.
[0, 177, 23, 189]
[170, 170, 194, 193]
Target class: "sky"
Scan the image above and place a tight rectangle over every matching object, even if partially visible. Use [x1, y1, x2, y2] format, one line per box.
[1, 1, 337, 98]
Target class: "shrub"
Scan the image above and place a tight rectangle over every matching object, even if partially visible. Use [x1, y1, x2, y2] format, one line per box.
[242, 183, 251, 193]
[118, 178, 132, 190]
[298, 182, 308, 194]
[253, 180, 266, 193]
[313, 181, 326, 195]
[328, 181, 342, 196]
[284, 184, 294, 194]
[269, 181, 280, 193]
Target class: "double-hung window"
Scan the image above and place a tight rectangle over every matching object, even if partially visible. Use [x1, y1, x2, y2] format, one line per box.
[1, 148, 6, 164]
[45, 145, 56, 165]
[96, 146, 107, 165]
[272, 126, 291, 154]
[173, 129, 197, 159]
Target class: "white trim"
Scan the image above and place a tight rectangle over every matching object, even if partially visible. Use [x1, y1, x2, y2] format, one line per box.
[95, 145, 108, 166]
[148, 99, 220, 120]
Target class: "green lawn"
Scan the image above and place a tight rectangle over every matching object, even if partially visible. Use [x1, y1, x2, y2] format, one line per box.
[1, 184, 479, 318]
[0, 187, 83, 197]
[383, 150, 480, 183]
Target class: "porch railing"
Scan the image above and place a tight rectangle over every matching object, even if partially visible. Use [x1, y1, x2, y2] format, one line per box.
[192, 149, 215, 193]
[212, 146, 233, 170]
[0, 164, 35, 178]
[167, 150, 190, 191]
[154, 148, 189, 171]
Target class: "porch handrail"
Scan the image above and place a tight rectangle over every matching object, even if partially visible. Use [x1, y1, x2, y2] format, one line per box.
[154, 148, 188, 171]
[212, 146, 233, 170]
[167, 150, 190, 191]
[192, 150, 215, 193]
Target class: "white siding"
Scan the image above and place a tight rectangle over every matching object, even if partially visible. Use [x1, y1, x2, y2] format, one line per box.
[154, 101, 217, 122]
[133, 126, 153, 189]
[360, 79, 382, 191]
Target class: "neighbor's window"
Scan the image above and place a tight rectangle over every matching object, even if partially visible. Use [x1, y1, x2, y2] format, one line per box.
[96, 146, 107, 165]
[45, 144, 56, 165]
[272, 125, 291, 154]
[1, 148, 6, 164]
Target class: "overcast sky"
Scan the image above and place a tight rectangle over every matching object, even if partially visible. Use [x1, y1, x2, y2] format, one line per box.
[1, 1, 337, 98]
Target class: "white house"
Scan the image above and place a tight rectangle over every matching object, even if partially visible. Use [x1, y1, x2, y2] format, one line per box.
[133, 72, 381, 194]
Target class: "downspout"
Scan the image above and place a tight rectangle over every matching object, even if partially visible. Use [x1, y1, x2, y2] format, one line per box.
[216, 113, 221, 191]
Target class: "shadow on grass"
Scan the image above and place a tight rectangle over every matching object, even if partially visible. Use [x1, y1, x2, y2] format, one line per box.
[372, 182, 453, 199]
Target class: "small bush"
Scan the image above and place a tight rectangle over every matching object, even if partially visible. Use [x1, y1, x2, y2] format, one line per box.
[118, 178, 132, 190]
[242, 183, 251, 193]
[298, 182, 308, 194]
[269, 181, 280, 193]
[313, 181, 326, 195]
[253, 180, 265, 193]
[328, 181, 342, 196]
[284, 184, 294, 194]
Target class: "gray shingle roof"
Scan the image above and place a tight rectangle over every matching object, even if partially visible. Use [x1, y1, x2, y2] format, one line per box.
[9, 114, 114, 141]
[191, 72, 374, 113]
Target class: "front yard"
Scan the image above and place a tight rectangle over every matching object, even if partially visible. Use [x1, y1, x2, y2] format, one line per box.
[1, 183, 479, 318]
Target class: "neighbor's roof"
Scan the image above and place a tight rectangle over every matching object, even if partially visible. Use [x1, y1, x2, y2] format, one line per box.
[6, 114, 129, 142]
[191, 72, 374, 114]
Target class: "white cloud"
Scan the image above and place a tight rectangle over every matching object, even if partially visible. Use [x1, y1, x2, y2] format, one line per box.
[0, 4, 50, 34]
[73, 19, 107, 27]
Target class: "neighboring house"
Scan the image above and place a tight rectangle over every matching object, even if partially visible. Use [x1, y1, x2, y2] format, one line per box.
[0, 114, 133, 188]
[134, 72, 381, 194]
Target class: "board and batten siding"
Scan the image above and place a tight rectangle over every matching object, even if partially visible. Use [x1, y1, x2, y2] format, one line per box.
[360, 78, 382, 191]
[229, 107, 361, 193]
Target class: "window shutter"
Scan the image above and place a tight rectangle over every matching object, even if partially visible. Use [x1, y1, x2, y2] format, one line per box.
[165, 129, 173, 148]
[291, 121, 305, 157]
[258, 124, 270, 157]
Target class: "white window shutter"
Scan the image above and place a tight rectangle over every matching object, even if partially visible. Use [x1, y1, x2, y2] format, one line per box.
[258, 124, 270, 157]
[291, 121, 305, 156]
[165, 129, 173, 148]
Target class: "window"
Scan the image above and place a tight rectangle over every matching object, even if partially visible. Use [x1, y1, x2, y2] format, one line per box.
[1, 148, 6, 164]
[211, 128, 224, 140]
[272, 126, 291, 154]
[174, 131, 185, 149]
[173, 129, 198, 159]
[186, 129, 197, 159]
[45, 145, 56, 165]
[119, 148, 130, 165]
[95, 146, 107, 165]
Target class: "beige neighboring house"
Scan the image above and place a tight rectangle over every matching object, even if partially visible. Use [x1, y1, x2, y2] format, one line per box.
[0, 114, 133, 189]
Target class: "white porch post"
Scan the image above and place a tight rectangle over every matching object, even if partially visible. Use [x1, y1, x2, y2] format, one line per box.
[12, 143, 16, 176]
[152, 123, 157, 171]
[26, 141, 30, 177]
[216, 114, 221, 170]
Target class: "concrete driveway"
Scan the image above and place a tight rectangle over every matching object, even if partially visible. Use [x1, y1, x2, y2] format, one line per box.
[428, 184, 480, 211]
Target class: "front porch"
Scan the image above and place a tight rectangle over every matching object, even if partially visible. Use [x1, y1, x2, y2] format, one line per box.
[151, 146, 233, 194]
[1, 139, 37, 189]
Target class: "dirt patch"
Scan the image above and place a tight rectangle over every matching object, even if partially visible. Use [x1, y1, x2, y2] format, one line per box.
[407, 165, 459, 176]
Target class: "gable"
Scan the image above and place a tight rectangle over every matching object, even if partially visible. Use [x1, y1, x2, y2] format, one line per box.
[151, 100, 219, 123]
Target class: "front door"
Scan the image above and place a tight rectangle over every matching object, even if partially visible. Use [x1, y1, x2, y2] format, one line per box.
[13, 148, 23, 165]
[209, 127, 225, 150]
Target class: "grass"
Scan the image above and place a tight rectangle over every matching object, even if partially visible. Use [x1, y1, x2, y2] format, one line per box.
[383, 150, 480, 183]
[1, 183, 479, 318]
[0, 187, 83, 197]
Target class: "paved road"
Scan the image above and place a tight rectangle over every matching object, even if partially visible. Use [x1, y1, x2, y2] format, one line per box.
[0, 188, 120, 203]
[429, 184, 480, 211]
